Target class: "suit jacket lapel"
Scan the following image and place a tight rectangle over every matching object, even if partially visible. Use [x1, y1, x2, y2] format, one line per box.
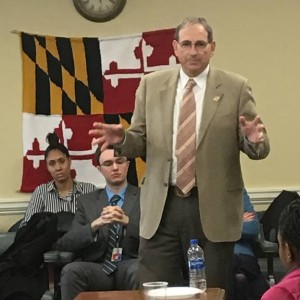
[122, 184, 138, 217]
[158, 69, 180, 154]
[94, 189, 110, 238]
[198, 68, 224, 147]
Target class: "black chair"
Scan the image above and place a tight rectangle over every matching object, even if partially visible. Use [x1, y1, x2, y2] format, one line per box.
[260, 190, 300, 244]
[0, 216, 74, 300]
[43, 250, 75, 300]
[0, 218, 23, 256]
[42, 212, 75, 300]
[256, 190, 300, 283]
[255, 223, 278, 284]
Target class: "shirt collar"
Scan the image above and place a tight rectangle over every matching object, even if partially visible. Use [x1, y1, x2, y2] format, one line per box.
[105, 184, 127, 202]
[47, 180, 80, 193]
[180, 64, 209, 89]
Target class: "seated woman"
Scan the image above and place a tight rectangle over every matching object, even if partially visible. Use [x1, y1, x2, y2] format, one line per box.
[20, 132, 96, 227]
[0, 133, 96, 300]
[261, 199, 300, 300]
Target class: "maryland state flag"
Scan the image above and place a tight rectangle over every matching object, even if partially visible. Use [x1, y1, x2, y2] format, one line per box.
[20, 33, 105, 192]
[20, 29, 178, 192]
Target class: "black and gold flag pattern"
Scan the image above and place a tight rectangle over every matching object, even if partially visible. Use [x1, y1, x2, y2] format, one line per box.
[20, 29, 177, 192]
[21, 32, 104, 115]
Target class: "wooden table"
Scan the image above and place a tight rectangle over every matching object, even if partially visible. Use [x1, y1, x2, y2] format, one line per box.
[74, 288, 225, 300]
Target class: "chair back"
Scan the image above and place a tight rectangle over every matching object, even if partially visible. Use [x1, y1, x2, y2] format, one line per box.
[260, 190, 300, 242]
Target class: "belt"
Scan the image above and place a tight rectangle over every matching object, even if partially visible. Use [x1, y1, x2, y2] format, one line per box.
[169, 186, 198, 198]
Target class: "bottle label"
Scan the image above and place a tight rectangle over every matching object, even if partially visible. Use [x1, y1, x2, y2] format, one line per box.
[189, 258, 205, 270]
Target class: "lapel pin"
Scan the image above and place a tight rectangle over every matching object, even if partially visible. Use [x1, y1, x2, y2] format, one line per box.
[213, 96, 220, 102]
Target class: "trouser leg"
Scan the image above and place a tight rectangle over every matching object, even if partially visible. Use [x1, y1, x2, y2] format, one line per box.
[60, 261, 113, 300]
[139, 188, 235, 300]
[203, 240, 234, 299]
[115, 259, 139, 290]
[139, 189, 203, 287]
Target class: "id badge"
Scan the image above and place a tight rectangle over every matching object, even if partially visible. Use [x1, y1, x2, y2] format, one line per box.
[111, 247, 123, 262]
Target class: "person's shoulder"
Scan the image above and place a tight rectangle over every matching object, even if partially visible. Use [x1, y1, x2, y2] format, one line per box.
[210, 67, 248, 83]
[261, 269, 300, 300]
[143, 66, 179, 81]
[260, 286, 277, 300]
[76, 188, 102, 204]
[78, 186, 100, 198]
[126, 184, 141, 195]
[261, 284, 295, 300]
[127, 183, 140, 190]
[74, 181, 97, 193]
[32, 181, 54, 193]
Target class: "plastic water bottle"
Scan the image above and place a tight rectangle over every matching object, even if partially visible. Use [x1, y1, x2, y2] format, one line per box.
[269, 275, 275, 287]
[187, 239, 206, 292]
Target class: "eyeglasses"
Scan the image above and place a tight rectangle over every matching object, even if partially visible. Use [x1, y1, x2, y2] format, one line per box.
[100, 157, 128, 167]
[178, 40, 210, 51]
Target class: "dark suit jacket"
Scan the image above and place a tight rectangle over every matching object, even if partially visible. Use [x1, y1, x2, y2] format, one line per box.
[55, 184, 140, 262]
[116, 66, 270, 242]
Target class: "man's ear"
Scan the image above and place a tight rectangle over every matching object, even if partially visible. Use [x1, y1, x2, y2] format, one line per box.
[172, 40, 179, 56]
[210, 41, 216, 57]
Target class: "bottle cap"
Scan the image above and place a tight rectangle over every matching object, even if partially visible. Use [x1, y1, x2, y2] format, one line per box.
[190, 239, 198, 245]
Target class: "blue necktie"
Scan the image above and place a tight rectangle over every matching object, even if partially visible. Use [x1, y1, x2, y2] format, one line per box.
[102, 195, 120, 275]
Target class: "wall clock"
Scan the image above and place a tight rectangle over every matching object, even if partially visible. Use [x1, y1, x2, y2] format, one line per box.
[73, 0, 127, 22]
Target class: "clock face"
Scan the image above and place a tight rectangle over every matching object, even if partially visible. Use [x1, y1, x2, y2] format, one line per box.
[73, 0, 127, 22]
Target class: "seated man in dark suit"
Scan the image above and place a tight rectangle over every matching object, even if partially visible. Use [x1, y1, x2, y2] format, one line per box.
[54, 146, 140, 300]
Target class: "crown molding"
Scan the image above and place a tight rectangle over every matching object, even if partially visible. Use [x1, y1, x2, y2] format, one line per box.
[0, 187, 299, 215]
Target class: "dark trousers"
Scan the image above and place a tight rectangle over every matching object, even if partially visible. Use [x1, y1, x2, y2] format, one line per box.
[60, 259, 139, 300]
[139, 188, 234, 298]
[228, 254, 270, 300]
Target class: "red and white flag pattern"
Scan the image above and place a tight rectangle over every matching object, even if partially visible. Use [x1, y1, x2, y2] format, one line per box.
[20, 29, 178, 192]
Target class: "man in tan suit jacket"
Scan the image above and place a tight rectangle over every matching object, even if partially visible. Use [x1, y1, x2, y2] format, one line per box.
[90, 17, 270, 297]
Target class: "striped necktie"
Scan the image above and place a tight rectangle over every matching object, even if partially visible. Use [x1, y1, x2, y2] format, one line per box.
[176, 78, 197, 195]
[102, 194, 120, 275]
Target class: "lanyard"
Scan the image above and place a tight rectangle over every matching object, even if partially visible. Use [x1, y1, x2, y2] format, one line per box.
[115, 225, 124, 248]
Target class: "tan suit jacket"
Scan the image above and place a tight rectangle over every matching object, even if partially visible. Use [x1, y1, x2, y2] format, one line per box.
[116, 66, 270, 242]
